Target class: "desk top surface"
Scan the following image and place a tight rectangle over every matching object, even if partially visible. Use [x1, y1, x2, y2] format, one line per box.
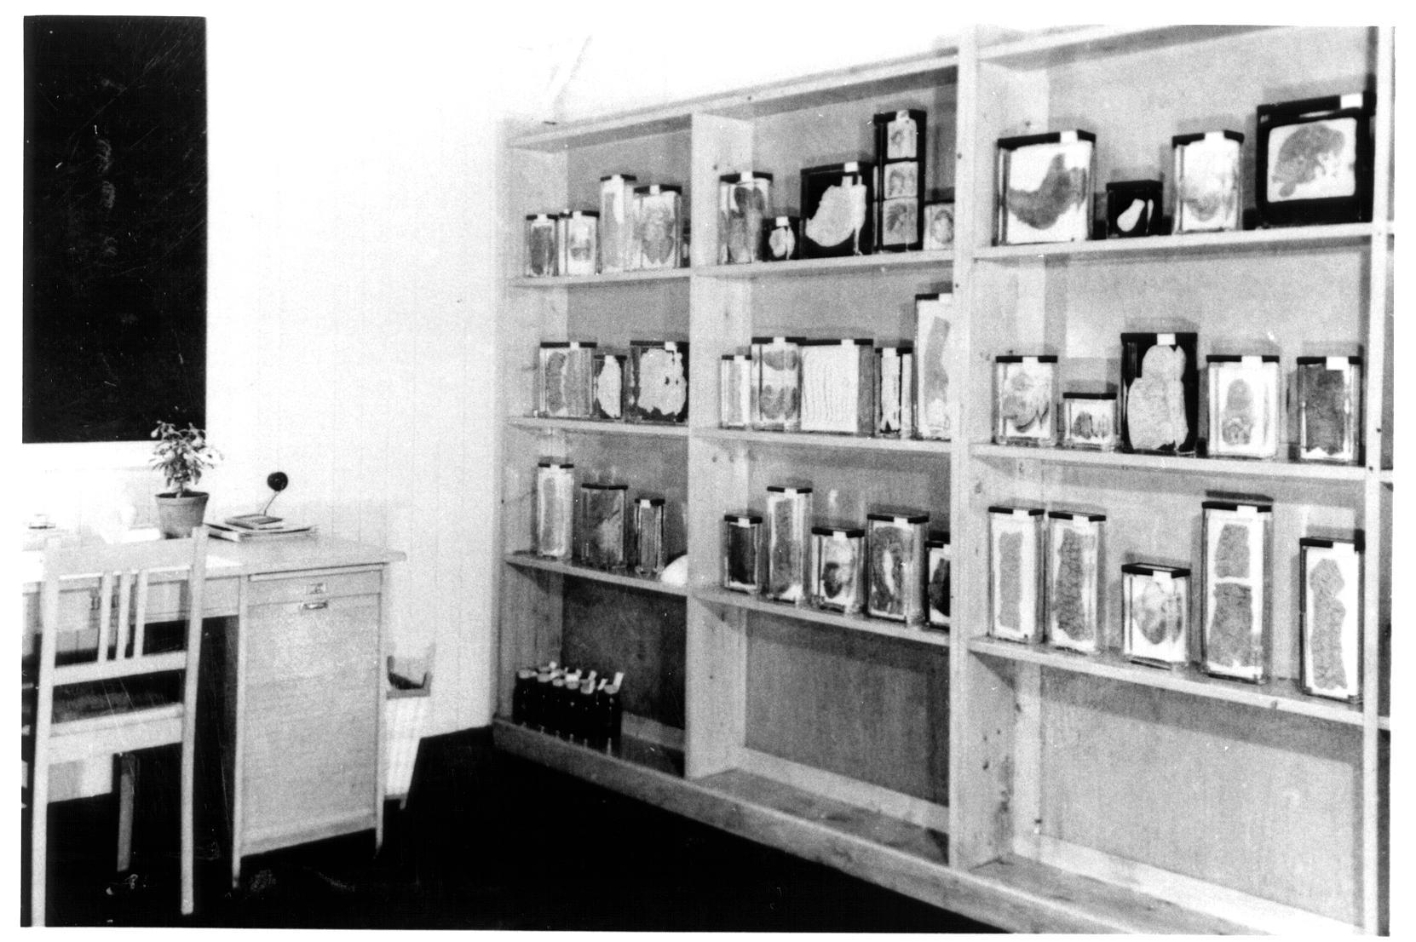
[21, 533, 406, 592]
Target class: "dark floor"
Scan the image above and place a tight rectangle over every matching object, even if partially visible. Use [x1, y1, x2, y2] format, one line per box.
[29, 728, 998, 931]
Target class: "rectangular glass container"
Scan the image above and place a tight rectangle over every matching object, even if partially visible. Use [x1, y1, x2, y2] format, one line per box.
[1201, 500, 1273, 683]
[800, 161, 874, 258]
[627, 340, 689, 424]
[1061, 392, 1117, 450]
[558, 210, 599, 277]
[751, 336, 804, 432]
[1207, 355, 1281, 459]
[876, 345, 915, 438]
[598, 174, 638, 274]
[1045, 511, 1105, 654]
[866, 513, 928, 624]
[537, 341, 596, 419]
[764, 486, 813, 604]
[874, 110, 926, 252]
[1172, 131, 1244, 233]
[578, 483, 629, 571]
[810, 525, 866, 614]
[719, 354, 752, 429]
[722, 513, 764, 594]
[718, 171, 772, 264]
[989, 506, 1045, 643]
[1299, 536, 1362, 702]
[631, 497, 666, 577]
[1105, 180, 1163, 238]
[800, 339, 875, 436]
[525, 213, 558, 277]
[1120, 332, 1200, 454]
[993, 356, 1057, 446]
[763, 215, 800, 261]
[1121, 563, 1191, 669]
[996, 130, 1095, 245]
[922, 201, 954, 250]
[925, 532, 951, 629]
[1257, 93, 1373, 227]
[591, 353, 626, 421]
[915, 292, 962, 441]
[1297, 356, 1362, 464]
[631, 184, 683, 271]
[533, 461, 574, 560]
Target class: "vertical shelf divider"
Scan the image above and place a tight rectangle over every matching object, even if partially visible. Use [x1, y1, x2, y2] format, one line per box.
[1361, 25, 1395, 934]
[685, 112, 756, 779]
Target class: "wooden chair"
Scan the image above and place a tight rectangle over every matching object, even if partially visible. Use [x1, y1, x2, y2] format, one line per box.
[27, 527, 209, 926]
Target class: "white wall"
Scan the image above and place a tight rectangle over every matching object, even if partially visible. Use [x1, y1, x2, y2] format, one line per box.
[17, 9, 512, 735]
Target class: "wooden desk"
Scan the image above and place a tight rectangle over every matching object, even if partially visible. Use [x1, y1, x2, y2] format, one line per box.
[21, 534, 406, 886]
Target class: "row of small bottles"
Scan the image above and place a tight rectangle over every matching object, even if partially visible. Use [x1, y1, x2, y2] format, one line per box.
[511, 662, 625, 748]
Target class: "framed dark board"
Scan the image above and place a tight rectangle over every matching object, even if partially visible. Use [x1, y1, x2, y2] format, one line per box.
[23, 15, 207, 443]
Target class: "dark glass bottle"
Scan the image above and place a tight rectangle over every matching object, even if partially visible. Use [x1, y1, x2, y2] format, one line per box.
[511, 668, 535, 724]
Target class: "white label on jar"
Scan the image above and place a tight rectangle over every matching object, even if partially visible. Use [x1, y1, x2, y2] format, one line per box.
[1012, 508, 1031, 519]
[1060, 130, 1078, 144]
[1341, 93, 1363, 109]
[834, 530, 848, 540]
[776, 216, 789, 226]
[1152, 569, 1172, 585]
[1204, 130, 1227, 141]
[894, 516, 910, 526]
[1326, 356, 1350, 371]
[1242, 355, 1264, 366]
[736, 517, 751, 527]
[734, 354, 748, 363]
[773, 337, 787, 346]
[1024, 356, 1039, 365]
[896, 110, 909, 121]
[843, 161, 859, 172]
[1237, 504, 1259, 516]
[1157, 333, 1177, 347]
[664, 341, 677, 351]
[569, 341, 580, 350]
[883, 348, 897, 360]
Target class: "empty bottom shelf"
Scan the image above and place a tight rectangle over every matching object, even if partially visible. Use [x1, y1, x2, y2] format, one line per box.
[491, 718, 1340, 933]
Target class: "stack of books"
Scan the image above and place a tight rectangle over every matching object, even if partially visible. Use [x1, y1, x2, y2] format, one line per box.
[209, 514, 317, 542]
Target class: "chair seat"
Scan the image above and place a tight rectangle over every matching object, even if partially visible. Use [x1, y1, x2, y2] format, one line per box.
[24, 675, 187, 765]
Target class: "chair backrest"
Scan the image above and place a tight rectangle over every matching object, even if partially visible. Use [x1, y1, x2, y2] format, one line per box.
[35, 527, 209, 725]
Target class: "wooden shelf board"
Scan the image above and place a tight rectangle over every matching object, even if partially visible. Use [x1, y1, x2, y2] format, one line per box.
[694, 586, 950, 648]
[979, 25, 1274, 69]
[509, 50, 959, 151]
[696, 250, 953, 280]
[508, 416, 689, 439]
[969, 637, 1366, 727]
[510, 268, 690, 288]
[696, 427, 954, 456]
[493, 715, 684, 779]
[968, 854, 1304, 935]
[492, 719, 1287, 935]
[974, 223, 1375, 262]
[972, 443, 1369, 483]
[504, 552, 689, 597]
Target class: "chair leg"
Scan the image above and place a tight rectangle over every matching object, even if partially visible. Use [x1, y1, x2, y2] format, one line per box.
[180, 740, 195, 915]
[30, 752, 49, 927]
[117, 754, 136, 873]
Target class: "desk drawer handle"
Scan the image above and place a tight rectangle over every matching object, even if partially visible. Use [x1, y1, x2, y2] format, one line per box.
[301, 600, 329, 611]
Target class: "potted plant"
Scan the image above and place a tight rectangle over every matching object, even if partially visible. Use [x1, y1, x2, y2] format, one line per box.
[150, 421, 222, 538]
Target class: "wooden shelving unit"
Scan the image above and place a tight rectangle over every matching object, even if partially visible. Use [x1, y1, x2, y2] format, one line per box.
[495, 24, 1393, 934]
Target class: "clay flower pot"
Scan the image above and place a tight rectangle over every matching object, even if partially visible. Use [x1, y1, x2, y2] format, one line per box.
[155, 492, 209, 539]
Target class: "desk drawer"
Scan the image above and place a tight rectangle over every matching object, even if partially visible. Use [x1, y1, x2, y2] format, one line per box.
[245, 595, 380, 684]
[241, 673, 378, 841]
[246, 568, 381, 606]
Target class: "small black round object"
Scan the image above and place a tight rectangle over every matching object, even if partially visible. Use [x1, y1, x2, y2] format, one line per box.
[267, 471, 289, 492]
